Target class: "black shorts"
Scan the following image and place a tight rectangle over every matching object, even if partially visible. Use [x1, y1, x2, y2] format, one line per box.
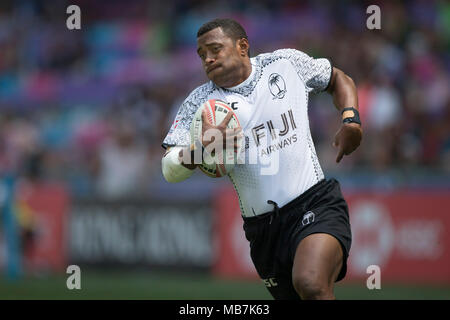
[242, 178, 352, 300]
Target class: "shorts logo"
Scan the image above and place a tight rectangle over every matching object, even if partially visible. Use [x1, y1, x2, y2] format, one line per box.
[268, 73, 286, 99]
[262, 278, 278, 287]
[302, 211, 315, 226]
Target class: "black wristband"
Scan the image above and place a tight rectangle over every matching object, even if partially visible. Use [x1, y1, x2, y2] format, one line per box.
[342, 107, 361, 125]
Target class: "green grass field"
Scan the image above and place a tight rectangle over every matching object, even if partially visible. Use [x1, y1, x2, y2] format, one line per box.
[1, 270, 449, 300]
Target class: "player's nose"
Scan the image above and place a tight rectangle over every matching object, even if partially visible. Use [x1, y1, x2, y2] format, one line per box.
[205, 51, 216, 63]
[205, 56, 215, 65]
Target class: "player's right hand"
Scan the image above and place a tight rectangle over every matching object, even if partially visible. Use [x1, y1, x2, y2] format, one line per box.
[201, 109, 243, 154]
[333, 122, 362, 163]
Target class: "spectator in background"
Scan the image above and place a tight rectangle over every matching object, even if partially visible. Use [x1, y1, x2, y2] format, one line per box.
[94, 119, 151, 199]
[0, 0, 449, 195]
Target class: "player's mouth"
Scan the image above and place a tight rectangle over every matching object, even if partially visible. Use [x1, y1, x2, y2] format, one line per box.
[206, 64, 221, 74]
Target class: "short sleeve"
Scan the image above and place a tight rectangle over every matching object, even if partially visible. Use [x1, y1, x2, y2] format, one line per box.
[273, 48, 333, 94]
[161, 83, 215, 149]
[162, 105, 191, 149]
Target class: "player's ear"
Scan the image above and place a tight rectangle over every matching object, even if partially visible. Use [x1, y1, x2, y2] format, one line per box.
[238, 38, 249, 57]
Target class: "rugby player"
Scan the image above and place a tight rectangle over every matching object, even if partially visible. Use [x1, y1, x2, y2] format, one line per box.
[161, 18, 362, 300]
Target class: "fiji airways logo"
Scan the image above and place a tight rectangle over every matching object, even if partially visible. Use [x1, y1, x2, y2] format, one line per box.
[250, 109, 298, 157]
[251, 109, 297, 146]
[268, 73, 286, 99]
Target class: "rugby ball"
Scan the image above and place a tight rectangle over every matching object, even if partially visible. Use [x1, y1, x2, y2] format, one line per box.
[190, 99, 241, 178]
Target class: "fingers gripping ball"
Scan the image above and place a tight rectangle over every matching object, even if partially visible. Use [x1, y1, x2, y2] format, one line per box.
[190, 99, 242, 178]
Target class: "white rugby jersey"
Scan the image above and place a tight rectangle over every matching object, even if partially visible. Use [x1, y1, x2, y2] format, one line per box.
[162, 49, 332, 217]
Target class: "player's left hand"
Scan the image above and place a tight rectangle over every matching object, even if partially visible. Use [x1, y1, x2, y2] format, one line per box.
[333, 123, 362, 163]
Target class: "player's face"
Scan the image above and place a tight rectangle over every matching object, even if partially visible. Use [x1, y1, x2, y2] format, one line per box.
[197, 27, 247, 88]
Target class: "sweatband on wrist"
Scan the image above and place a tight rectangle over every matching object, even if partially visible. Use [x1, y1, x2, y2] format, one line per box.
[342, 107, 361, 125]
[161, 147, 195, 183]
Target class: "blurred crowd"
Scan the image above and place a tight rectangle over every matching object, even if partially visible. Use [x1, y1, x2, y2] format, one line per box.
[0, 0, 449, 198]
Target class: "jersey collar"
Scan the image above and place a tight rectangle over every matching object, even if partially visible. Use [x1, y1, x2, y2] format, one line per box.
[219, 58, 261, 97]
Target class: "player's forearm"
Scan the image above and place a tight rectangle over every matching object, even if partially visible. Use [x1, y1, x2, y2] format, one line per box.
[327, 67, 359, 114]
[179, 146, 199, 170]
[161, 147, 196, 183]
[327, 68, 362, 162]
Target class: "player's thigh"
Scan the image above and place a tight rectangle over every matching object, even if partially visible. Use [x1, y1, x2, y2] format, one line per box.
[292, 233, 343, 288]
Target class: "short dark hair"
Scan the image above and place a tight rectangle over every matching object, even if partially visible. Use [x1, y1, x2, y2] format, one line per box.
[197, 18, 250, 56]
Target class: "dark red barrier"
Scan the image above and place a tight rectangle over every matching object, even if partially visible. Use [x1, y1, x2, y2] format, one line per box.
[212, 186, 258, 278]
[15, 181, 69, 273]
[345, 191, 450, 283]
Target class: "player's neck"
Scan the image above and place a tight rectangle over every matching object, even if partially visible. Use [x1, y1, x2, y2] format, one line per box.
[224, 59, 252, 88]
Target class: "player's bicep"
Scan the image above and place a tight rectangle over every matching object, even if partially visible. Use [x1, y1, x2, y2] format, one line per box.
[326, 67, 338, 94]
